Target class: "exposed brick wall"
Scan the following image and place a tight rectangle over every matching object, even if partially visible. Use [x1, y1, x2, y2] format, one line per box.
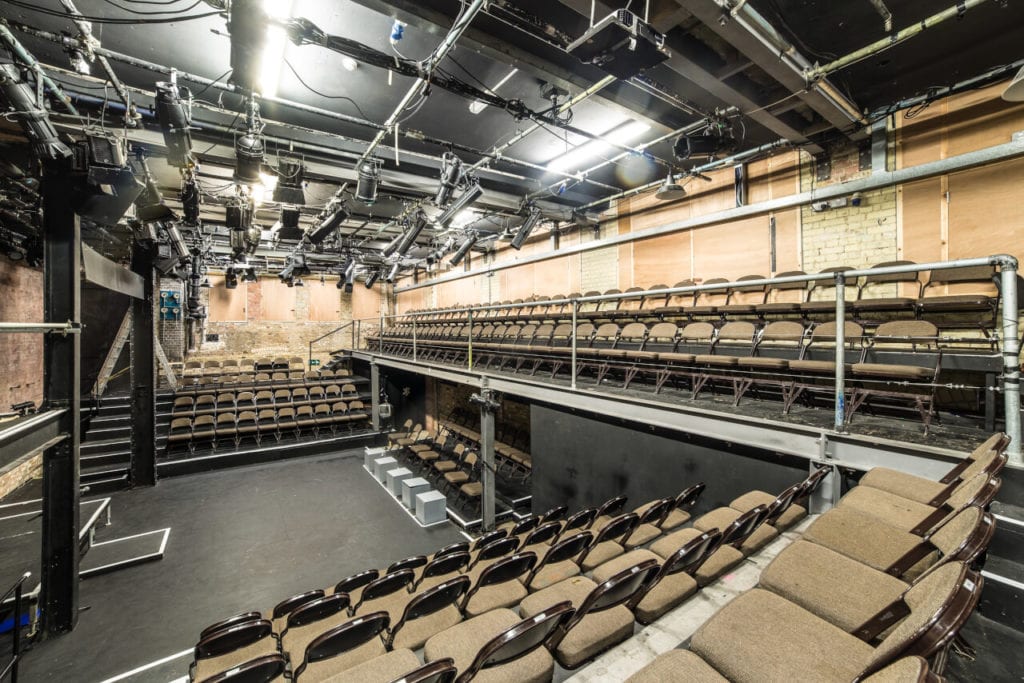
[799, 145, 899, 278]
[426, 378, 530, 449]
[0, 451, 42, 500]
[156, 276, 185, 363]
[0, 256, 44, 409]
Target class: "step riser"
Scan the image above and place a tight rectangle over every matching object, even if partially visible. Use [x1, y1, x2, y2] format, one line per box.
[991, 517, 1024, 565]
[82, 452, 130, 469]
[980, 574, 1024, 630]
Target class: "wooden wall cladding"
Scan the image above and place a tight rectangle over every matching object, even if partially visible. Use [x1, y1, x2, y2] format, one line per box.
[207, 275, 246, 322]
[260, 278, 296, 321]
[308, 281, 342, 322]
[353, 283, 383, 319]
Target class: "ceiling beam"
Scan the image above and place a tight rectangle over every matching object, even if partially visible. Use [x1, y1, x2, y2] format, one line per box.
[675, 0, 865, 136]
[554, 0, 824, 153]
[345, 0, 674, 134]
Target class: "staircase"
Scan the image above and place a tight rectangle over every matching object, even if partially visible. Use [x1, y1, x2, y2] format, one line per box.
[79, 392, 174, 492]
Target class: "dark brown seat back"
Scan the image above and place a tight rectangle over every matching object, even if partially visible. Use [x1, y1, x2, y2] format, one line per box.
[357, 569, 415, 607]
[388, 555, 428, 574]
[721, 505, 770, 548]
[551, 561, 659, 650]
[334, 569, 379, 597]
[293, 612, 390, 680]
[541, 505, 569, 523]
[284, 593, 351, 633]
[595, 495, 628, 521]
[520, 521, 561, 549]
[195, 620, 273, 660]
[199, 611, 262, 640]
[509, 515, 541, 537]
[391, 659, 458, 683]
[455, 603, 575, 683]
[433, 542, 471, 560]
[387, 576, 471, 648]
[198, 653, 287, 683]
[271, 589, 325, 620]
[462, 552, 538, 612]
[420, 552, 471, 583]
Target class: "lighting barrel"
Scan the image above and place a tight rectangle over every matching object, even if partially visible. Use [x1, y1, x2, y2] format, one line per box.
[154, 81, 193, 168]
[0, 63, 71, 161]
[511, 206, 541, 250]
[396, 211, 428, 256]
[364, 269, 381, 288]
[434, 152, 462, 207]
[450, 231, 478, 266]
[436, 182, 484, 228]
[355, 158, 382, 205]
[306, 202, 350, 244]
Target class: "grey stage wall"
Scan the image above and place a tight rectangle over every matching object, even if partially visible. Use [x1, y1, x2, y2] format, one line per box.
[530, 404, 809, 516]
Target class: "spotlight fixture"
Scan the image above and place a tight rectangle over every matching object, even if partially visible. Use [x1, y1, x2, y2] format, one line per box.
[225, 268, 239, 289]
[381, 229, 404, 258]
[355, 158, 382, 205]
[306, 201, 350, 245]
[293, 277, 304, 287]
[242, 267, 258, 282]
[234, 132, 265, 185]
[154, 81, 193, 168]
[396, 210, 429, 256]
[275, 206, 304, 241]
[164, 224, 190, 262]
[343, 259, 356, 293]
[511, 205, 541, 251]
[273, 156, 306, 204]
[449, 231, 478, 267]
[654, 170, 686, 201]
[386, 262, 400, 282]
[364, 269, 381, 288]
[673, 123, 736, 165]
[434, 152, 463, 208]
[181, 171, 201, 225]
[0, 63, 71, 161]
[200, 277, 211, 288]
[436, 182, 483, 228]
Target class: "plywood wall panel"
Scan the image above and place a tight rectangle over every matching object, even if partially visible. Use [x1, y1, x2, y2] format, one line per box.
[772, 209, 800, 274]
[208, 275, 247, 322]
[260, 278, 296, 321]
[308, 282, 342, 322]
[948, 158, 1024, 263]
[632, 232, 692, 287]
[692, 217, 770, 280]
[900, 178, 944, 264]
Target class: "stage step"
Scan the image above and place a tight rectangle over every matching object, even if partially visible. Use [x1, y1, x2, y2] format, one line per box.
[81, 438, 131, 456]
[981, 501, 1024, 632]
[82, 451, 130, 469]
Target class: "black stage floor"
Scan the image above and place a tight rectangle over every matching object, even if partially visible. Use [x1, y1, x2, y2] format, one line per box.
[13, 449, 465, 682]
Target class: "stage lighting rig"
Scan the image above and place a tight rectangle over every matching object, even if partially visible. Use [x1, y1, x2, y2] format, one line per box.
[227, 0, 268, 93]
[364, 269, 381, 288]
[436, 181, 483, 228]
[0, 63, 71, 162]
[511, 204, 541, 251]
[396, 210, 428, 257]
[180, 169, 201, 225]
[273, 156, 306, 205]
[386, 262, 400, 283]
[673, 120, 736, 166]
[305, 199, 350, 245]
[355, 158, 382, 205]
[234, 98, 265, 186]
[449, 231, 478, 267]
[155, 80, 194, 168]
[225, 268, 239, 289]
[274, 206, 304, 241]
[226, 196, 260, 258]
[434, 152, 463, 208]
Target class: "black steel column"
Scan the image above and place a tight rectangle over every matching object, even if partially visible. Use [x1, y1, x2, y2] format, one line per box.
[40, 161, 81, 635]
[130, 240, 157, 486]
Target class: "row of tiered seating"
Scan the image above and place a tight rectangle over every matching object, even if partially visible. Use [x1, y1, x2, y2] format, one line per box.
[168, 401, 370, 451]
[176, 369, 354, 395]
[172, 385, 361, 417]
[376, 318, 946, 430]
[187, 432, 1005, 682]
[399, 262, 1001, 328]
[184, 356, 309, 376]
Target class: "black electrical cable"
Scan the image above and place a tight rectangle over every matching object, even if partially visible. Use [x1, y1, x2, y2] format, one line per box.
[191, 68, 232, 99]
[97, 0, 204, 15]
[282, 58, 370, 120]
[5, 0, 221, 24]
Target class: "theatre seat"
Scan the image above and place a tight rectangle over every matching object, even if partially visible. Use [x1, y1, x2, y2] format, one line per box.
[291, 612, 391, 682]
[460, 552, 536, 617]
[524, 532, 592, 591]
[385, 577, 470, 651]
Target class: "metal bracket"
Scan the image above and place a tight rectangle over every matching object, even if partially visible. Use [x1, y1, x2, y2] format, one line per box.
[470, 389, 501, 413]
[814, 153, 831, 181]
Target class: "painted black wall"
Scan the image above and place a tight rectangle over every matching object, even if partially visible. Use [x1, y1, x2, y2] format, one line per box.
[530, 404, 809, 516]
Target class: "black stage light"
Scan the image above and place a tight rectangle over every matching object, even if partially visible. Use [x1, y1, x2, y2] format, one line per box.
[381, 230, 404, 258]
[274, 206, 304, 241]
[0, 63, 71, 161]
[434, 152, 462, 207]
[364, 269, 380, 288]
[164, 224, 190, 262]
[355, 158, 382, 205]
[242, 267, 258, 282]
[181, 172, 201, 225]
[71, 135, 145, 226]
[449, 231, 478, 267]
[234, 132, 264, 185]
[225, 268, 239, 289]
[386, 262, 400, 282]
[436, 182, 483, 228]
[228, 0, 268, 93]
[396, 210, 428, 257]
[154, 81, 194, 168]
[511, 205, 541, 250]
[306, 202, 350, 245]
[273, 156, 306, 204]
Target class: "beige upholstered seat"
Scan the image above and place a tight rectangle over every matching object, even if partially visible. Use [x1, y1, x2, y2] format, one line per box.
[650, 528, 743, 586]
[592, 548, 698, 624]
[423, 608, 554, 682]
[193, 637, 278, 682]
[692, 507, 778, 555]
[624, 649, 728, 683]
[315, 648, 420, 683]
[294, 637, 386, 682]
[759, 539, 909, 632]
[729, 490, 805, 530]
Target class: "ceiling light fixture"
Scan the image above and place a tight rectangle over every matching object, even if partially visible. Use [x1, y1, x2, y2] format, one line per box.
[155, 81, 193, 168]
[258, 0, 295, 97]
[355, 158, 382, 205]
[654, 170, 686, 201]
[341, 56, 358, 71]
[435, 152, 463, 207]
[469, 67, 518, 114]
[396, 210, 429, 256]
[510, 205, 541, 250]
[306, 201, 350, 245]
[546, 120, 651, 173]
[436, 182, 484, 228]
[272, 156, 305, 204]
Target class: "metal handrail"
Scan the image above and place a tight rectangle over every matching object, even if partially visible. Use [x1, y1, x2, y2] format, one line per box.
[307, 321, 355, 368]
[1, 571, 31, 683]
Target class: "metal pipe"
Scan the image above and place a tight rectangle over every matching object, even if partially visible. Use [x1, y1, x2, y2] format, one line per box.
[360, 0, 488, 163]
[833, 272, 846, 432]
[1000, 262, 1021, 464]
[0, 322, 80, 334]
[0, 24, 78, 115]
[571, 301, 578, 390]
[412, 318, 418, 363]
[566, 127, 775, 209]
[806, 0, 992, 81]
[399, 136, 1024, 292]
[467, 310, 473, 370]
